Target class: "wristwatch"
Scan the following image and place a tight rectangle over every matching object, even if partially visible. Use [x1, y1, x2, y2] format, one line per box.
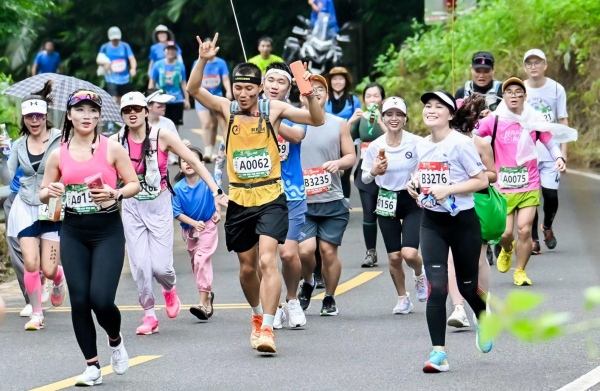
[213, 188, 223, 197]
[116, 190, 124, 202]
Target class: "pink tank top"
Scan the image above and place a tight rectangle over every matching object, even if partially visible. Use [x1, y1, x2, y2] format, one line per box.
[60, 135, 117, 188]
[126, 132, 168, 189]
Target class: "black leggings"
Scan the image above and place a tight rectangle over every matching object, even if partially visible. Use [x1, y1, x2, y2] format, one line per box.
[61, 210, 125, 360]
[532, 187, 559, 240]
[359, 189, 378, 250]
[421, 208, 486, 347]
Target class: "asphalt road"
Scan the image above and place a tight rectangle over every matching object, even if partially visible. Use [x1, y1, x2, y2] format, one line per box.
[1, 110, 600, 391]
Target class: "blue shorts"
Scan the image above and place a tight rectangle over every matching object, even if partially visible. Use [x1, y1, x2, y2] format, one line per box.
[286, 200, 307, 241]
[195, 100, 209, 112]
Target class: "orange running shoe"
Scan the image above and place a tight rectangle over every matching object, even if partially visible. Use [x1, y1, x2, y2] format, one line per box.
[250, 315, 263, 349]
[256, 326, 276, 354]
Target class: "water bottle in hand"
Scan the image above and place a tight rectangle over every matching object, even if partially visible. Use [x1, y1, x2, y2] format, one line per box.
[1, 124, 11, 156]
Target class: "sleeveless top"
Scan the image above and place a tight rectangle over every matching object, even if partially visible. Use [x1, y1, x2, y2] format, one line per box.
[226, 100, 282, 207]
[126, 132, 168, 190]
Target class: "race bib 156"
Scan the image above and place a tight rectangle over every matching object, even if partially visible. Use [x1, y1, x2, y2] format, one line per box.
[375, 189, 397, 217]
[303, 167, 331, 196]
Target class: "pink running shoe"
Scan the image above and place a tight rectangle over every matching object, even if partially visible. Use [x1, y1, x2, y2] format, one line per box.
[162, 287, 181, 319]
[50, 279, 66, 307]
[136, 316, 159, 335]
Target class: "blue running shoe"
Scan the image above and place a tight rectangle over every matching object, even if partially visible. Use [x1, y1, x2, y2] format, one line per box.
[473, 314, 494, 353]
[423, 350, 449, 373]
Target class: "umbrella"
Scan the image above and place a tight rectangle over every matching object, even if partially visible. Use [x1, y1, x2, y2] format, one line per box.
[2, 73, 122, 123]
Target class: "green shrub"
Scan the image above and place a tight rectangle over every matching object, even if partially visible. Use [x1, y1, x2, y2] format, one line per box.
[0, 68, 21, 140]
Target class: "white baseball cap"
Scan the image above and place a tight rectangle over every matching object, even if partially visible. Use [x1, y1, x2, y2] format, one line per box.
[21, 99, 48, 115]
[120, 92, 147, 110]
[108, 26, 122, 40]
[145, 89, 175, 104]
[382, 96, 407, 115]
[523, 49, 546, 63]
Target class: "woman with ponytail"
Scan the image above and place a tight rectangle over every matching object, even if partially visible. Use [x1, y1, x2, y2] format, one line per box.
[0, 80, 66, 331]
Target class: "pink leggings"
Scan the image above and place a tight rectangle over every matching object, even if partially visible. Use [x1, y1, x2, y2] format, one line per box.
[182, 219, 218, 292]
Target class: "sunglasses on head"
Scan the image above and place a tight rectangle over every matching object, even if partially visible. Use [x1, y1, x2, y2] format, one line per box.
[24, 113, 47, 121]
[473, 57, 494, 67]
[68, 90, 102, 108]
[121, 105, 145, 114]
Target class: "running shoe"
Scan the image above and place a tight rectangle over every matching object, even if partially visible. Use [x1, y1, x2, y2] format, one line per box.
[136, 316, 159, 335]
[190, 305, 209, 321]
[162, 286, 181, 319]
[207, 292, 215, 318]
[109, 334, 130, 375]
[496, 241, 515, 273]
[423, 350, 449, 373]
[531, 239, 542, 255]
[50, 279, 66, 307]
[256, 326, 276, 353]
[250, 314, 263, 349]
[414, 272, 428, 302]
[75, 365, 102, 386]
[298, 280, 315, 311]
[486, 246, 494, 265]
[513, 269, 532, 286]
[361, 249, 377, 268]
[321, 295, 338, 316]
[473, 314, 494, 353]
[24, 313, 44, 330]
[273, 305, 287, 330]
[542, 224, 557, 249]
[392, 295, 414, 315]
[41, 279, 50, 304]
[314, 273, 325, 289]
[447, 305, 470, 328]
[287, 299, 307, 328]
[20, 304, 33, 317]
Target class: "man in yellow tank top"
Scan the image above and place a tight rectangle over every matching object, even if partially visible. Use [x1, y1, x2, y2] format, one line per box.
[187, 33, 325, 354]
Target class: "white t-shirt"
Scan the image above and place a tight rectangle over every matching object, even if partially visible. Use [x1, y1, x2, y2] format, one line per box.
[415, 130, 485, 213]
[151, 116, 180, 138]
[525, 78, 568, 162]
[361, 131, 422, 191]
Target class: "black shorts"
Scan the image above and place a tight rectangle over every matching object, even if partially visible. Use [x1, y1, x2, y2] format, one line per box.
[106, 82, 132, 98]
[377, 190, 422, 253]
[165, 103, 184, 125]
[225, 193, 288, 253]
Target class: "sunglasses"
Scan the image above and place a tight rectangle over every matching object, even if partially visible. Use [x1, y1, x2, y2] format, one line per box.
[24, 113, 47, 121]
[121, 105, 145, 114]
[68, 90, 102, 108]
[472, 57, 494, 67]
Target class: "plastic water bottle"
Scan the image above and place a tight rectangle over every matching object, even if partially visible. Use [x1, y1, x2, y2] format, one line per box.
[1, 124, 10, 156]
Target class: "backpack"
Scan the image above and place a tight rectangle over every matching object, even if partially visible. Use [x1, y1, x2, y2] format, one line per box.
[464, 80, 502, 109]
[225, 99, 276, 154]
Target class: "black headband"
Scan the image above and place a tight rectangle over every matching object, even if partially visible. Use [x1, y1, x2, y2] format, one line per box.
[232, 75, 262, 85]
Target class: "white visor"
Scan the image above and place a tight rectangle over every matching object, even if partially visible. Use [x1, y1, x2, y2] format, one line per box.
[146, 90, 175, 104]
[22, 99, 48, 115]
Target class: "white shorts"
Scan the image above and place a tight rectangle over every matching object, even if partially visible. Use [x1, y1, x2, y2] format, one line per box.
[539, 161, 561, 190]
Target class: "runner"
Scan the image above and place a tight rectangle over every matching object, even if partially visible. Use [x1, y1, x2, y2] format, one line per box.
[455, 51, 502, 114]
[149, 41, 190, 130]
[148, 25, 183, 77]
[523, 49, 569, 254]
[361, 96, 427, 314]
[474, 77, 567, 286]
[187, 33, 324, 353]
[39, 89, 140, 386]
[97, 27, 137, 104]
[172, 146, 220, 321]
[348, 82, 386, 268]
[407, 90, 492, 373]
[0, 81, 66, 330]
[308, 0, 339, 36]
[248, 37, 285, 75]
[31, 40, 61, 75]
[191, 37, 231, 162]
[145, 88, 182, 164]
[297, 74, 356, 316]
[110, 91, 227, 335]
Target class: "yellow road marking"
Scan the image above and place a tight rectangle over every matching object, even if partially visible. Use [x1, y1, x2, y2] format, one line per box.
[29, 355, 162, 391]
[312, 271, 382, 300]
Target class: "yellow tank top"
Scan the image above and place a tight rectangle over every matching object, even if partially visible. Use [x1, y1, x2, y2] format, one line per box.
[226, 102, 282, 207]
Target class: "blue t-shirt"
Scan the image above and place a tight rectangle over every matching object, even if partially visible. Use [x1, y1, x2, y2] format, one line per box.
[325, 95, 360, 122]
[148, 42, 182, 62]
[310, 0, 339, 34]
[34, 51, 60, 73]
[192, 58, 229, 96]
[10, 167, 24, 193]
[280, 119, 307, 201]
[172, 176, 217, 229]
[99, 41, 134, 85]
[151, 60, 187, 103]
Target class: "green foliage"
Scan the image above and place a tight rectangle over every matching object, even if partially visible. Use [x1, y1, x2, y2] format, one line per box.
[0, 0, 56, 36]
[0, 68, 22, 140]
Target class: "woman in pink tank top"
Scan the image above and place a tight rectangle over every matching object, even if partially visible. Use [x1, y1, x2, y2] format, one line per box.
[109, 91, 226, 335]
[39, 89, 140, 386]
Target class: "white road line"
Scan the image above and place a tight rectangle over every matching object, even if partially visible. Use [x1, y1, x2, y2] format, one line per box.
[567, 169, 600, 181]
[557, 366, 600, 391]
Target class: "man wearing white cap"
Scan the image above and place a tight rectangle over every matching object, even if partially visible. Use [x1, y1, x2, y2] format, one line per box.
[522, 49, 569, 255]
[97, 26, 137, 104]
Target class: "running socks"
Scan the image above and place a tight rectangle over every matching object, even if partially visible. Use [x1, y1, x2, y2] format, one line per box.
[363, 222, 378, 250]
[144, 308, 157, 319]
[306, 277, 315, 287]
[53, 265, 64, 285]
[24, 270, 42, 314]
[87, 361, 100, 369]
[262, 314, 275, 328]
[251, 304, 263, 316]
[108, 334, 122, 348]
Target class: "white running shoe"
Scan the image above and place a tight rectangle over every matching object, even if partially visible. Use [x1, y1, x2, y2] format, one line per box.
[414, 272, 428, 302]
[75, 365, 102, 386]
[273, 305, 287, 330]
[109, 335, 130, 375]
[392, 295, 414, 315]
[447, 305, 470, 328]
[41, 280, 50, 304]
[20, 304, 33, 317]
[24, 313, 44, 330]
[287, 299, 307, 328]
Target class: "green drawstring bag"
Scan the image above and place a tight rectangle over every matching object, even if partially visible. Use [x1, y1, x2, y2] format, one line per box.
[473, 186, 507, 244]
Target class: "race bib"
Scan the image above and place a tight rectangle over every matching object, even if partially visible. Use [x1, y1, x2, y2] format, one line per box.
[202, 75, 221, 88]
[418, 161, 450, 193]
[540, 106, 555, 123]
[165, 70, 175, 85]
[135, 174, 160, 201]
[360, 142, 371, 160]
[277, 135, 290, 162]
[498, 166, 529, 189]
[303, 167, 331, 196]
[110, 59, 127, 73]
[232, 148, 272, 179]
[65, 184, 100, 214]
[375, 189, 397, 217]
